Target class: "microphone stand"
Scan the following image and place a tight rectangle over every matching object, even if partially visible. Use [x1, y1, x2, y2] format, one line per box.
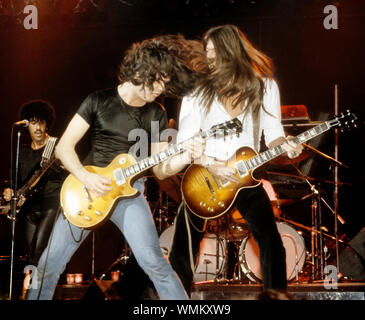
[9, 128, 22, 300]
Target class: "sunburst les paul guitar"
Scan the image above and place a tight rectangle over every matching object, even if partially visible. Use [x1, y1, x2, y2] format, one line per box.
[181, 111, 357, 220]
[60, 118, 242, 229]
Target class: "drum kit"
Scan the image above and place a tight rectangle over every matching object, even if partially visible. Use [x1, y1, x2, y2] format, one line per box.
[158, 201, 308, 284]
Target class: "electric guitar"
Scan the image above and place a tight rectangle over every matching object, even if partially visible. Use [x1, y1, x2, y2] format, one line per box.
[60, 118, 243, 229]
[181, 111, 357, 219]
[0, 156, 57, 217]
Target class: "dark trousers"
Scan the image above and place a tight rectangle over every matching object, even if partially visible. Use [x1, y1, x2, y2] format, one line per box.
[169, 184, 287, 296]
[18, 196, 60, 266]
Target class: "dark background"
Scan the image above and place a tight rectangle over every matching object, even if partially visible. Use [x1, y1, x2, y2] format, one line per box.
[0, 0, 364, 283]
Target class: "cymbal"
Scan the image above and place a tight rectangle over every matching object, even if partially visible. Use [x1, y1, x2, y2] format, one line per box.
[271, 199, 296, 207]
[266, 171, 352, 186]
[269, 150, 312, 166]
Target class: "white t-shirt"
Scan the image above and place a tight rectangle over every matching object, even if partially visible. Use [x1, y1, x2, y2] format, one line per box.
[177, 78, 285, 160]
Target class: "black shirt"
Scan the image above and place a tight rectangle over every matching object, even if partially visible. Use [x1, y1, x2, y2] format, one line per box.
[18, 144, 66, 199]
[77, 87, 168, 167]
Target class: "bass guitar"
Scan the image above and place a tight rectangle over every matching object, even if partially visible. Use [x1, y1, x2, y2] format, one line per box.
[60, 118, 242, 229]
[181, 111, 357, 219]
[0, 155, 57, 218]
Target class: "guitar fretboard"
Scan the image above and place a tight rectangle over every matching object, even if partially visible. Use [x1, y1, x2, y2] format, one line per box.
[244, 121, 330, 170]
[122, 117, 241, 179]
[123, 142, 185, 178]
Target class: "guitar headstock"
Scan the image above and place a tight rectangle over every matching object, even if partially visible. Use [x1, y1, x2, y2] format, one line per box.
[207, 118, 243, 138]
[328, 110, 358, 132]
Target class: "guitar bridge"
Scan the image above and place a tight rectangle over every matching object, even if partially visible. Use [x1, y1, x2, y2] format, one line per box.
[204, 177, 215, 194]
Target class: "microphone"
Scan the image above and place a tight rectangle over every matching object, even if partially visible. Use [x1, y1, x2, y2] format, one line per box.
[13, 120, 29, 127]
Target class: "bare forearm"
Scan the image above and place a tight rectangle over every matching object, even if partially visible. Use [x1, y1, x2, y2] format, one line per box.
[153, 151, 191, 180]
[55, 143, 89, 183]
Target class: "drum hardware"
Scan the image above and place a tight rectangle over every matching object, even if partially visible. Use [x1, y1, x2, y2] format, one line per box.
[202, 259, 212, 281]
[146, 175, 180, 235]
[287, 155, 347, 281]
[266, 170, 352, 187]
[99, 246, 131, 280]
[151, 190, 174, 235]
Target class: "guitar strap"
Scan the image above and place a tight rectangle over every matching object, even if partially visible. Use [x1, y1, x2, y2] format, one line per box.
[40, 136, 57, 168]
[252, 106, 261, 152]
[168, 202, 207, 276]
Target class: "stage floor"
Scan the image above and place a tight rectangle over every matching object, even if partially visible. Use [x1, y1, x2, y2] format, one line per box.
[52, 280, 365, 300]
[191, 281, 365, 300]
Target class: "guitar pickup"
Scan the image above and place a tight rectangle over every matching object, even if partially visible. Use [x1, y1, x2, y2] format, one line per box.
[204, 177, 215, 194]
[83, 186, 92, 202]
[234, 160, 247, 177]
[113, 168, 125, 186]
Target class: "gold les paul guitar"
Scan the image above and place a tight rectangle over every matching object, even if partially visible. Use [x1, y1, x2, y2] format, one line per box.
[60, 118, 242, 229]
[181, 111, 357, 220]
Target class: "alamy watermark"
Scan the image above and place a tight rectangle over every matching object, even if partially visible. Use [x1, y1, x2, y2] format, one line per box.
[22, 4, 339, 31]
[323, 4, 339, 30]
[23, 5, 38, 30]
[324, 265, 338, 290]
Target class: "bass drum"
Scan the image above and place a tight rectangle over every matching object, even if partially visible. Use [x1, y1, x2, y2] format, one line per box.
[239, 222, 306, 282]
[159, 225, 174, 259]
[159, 226, 225, 282]
[194, 233, 225, 282]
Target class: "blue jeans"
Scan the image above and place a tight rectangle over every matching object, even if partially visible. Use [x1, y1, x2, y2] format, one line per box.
[27, 179, 188, 300]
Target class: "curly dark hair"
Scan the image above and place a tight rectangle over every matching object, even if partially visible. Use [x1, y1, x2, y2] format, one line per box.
[118, 34, 209, 97]
[19, 100, 56, 130]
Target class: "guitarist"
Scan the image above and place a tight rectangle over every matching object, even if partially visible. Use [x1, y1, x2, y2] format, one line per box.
[158, 25, 304, 297]
[3, 100, 66, 269]
[26, 35, 209, 300]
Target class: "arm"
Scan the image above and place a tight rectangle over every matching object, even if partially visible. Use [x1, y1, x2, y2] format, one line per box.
[55, 114, 112, 197]
[152, 141, 197, 180]
[152, 96, 205, 180]
[262, 79, 303, 157]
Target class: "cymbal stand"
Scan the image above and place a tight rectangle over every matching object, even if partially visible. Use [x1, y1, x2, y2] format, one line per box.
[213, 217, 225, 281]
[333, 84, 341, 275]
[99, 244, 131, 280]
[309, 183, 324, 280]
[152, 191, 171, 235]
[289, 164, 325, 280]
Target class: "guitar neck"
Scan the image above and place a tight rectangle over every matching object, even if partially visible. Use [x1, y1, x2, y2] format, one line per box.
[121, 124, 230, 178]
[17, 156, 57, 198]
[122, 142, 186, 179]
[246, 121, 331, 170]
[120, 117, 243, 179]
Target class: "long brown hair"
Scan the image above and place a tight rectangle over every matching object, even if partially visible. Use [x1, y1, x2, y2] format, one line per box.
[197, 24, 275, 115]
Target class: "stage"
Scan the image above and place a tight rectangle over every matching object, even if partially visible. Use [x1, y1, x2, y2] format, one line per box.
[51, 280, 365, 301]
[191, 281, 365, 300]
